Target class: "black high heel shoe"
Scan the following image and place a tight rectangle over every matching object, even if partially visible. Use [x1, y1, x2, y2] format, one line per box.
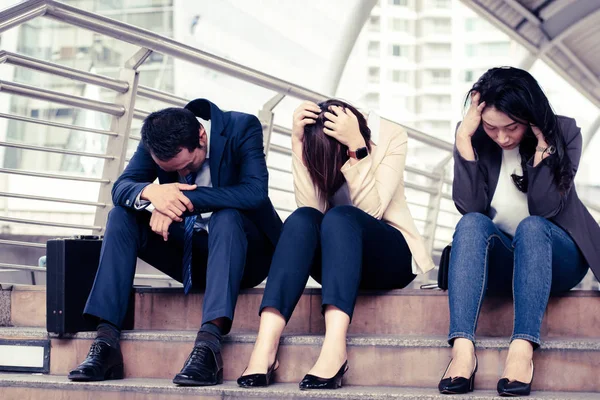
[497, 360, 534, 397]
[237, 358, 279, 388]
[299, 360, 348, 390]
[438, 356, 478, 394]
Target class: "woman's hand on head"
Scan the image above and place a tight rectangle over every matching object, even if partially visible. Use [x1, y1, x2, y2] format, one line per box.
[458, 91, 486, 140]
[292, 101, 321, 142]
[530, 124, 547, 145]
[323, 105, 365, 149]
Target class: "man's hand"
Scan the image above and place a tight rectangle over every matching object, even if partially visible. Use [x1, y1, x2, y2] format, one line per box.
[141, 182, 196, 221]
[150, 209, 175, 241]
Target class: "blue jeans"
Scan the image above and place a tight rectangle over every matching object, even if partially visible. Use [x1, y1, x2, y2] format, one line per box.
[448, 213, 589, 347]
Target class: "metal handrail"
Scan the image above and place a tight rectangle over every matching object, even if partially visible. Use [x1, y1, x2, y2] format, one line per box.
[0, 167, 110, 183]
[0, 262, 45, 272]
[0, 191, 106, 208]
[0, 0, 454, 151]
[0, 112, 117, 136]
[0, 239, 46, 249]
[0, 216, 101, 231]
[0, 50, 129, 92]
[0, 80, 126, 116]
[0, 140, 115, 159]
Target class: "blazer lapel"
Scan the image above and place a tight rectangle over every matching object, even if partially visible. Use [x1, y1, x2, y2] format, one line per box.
[185, 99, 229, 187]
[485, 144, 502, 201]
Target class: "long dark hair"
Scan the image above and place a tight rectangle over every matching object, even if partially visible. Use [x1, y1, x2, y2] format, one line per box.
[467, 67, 573, 193]
[302, 99, 371, 203]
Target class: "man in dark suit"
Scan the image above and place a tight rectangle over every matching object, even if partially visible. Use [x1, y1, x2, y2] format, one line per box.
[68, 99, 282, 386]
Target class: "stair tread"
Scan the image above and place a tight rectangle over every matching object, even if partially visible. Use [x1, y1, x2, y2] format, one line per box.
[0, 374, 597, 399]
[1, 327, 600, 351]
[8, 283, 600, 297]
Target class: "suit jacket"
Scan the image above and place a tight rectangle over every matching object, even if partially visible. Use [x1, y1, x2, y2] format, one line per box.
[111, 98, 282, 246]
[292, 114, 436, 275]
[453, 116, 600, 279]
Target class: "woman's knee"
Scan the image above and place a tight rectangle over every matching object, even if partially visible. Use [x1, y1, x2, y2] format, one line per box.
[454, 212, 494, 238]
[514, 216, 551, 240]
[321, 205, 363, 233]
[282, 206, 323, 234]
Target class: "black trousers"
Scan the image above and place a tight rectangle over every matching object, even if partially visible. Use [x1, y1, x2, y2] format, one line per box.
[84, 206, 274, 334]
[260, 206, 415, 322]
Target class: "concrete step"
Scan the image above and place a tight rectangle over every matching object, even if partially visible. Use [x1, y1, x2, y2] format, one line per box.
[5, 285, 600, 339]
[1, 327, 598, 392]
[0, 374, 598, 400]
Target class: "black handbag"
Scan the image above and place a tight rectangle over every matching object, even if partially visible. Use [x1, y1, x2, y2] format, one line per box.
[437, 244, 451, 290]
[421, 244, 451, 290]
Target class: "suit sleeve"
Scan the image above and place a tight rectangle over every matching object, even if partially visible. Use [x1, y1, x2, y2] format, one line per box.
[452, 123, 489, 215]
[184, 115, 268, 213]
[111, 141, 157, 208]
[526, 119, 582, 218]
[340, 128, 406, 219]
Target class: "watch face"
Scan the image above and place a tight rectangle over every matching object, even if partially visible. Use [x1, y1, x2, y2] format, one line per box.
[356, 147, 369, 159]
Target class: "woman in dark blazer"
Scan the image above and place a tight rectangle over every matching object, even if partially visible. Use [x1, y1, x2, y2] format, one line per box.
[439, 67, 600, 397]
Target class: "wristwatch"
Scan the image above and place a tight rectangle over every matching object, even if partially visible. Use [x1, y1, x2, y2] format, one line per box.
[536, 145, 556, 155]
[347, 146, 369, 160]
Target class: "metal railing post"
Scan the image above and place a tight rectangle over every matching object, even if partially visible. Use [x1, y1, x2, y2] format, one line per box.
[258, 94, 285, 161]
[423, 154, 453, 255]
[93, 48, 152, 233]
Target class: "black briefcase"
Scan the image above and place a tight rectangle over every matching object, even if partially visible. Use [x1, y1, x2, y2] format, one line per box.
[46, 235, 134, 334]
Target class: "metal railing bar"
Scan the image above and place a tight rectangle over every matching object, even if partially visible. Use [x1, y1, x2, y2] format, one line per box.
[435, 222, 457, 231]
[270, 144, 291, 155]
[0, 0, 47, 34]
[43, 0, 326, 101]
[405, 182, 438, 195]
[137, 86, 187, 106]
[0, 51, 129, 92]
[0, 191, 106, 207]
[133, 109, 150, 120]
[129, 134, 141, 141]
[0, 112, 117, 136]
[0, 140, 114, 159]
[134, 273, 177, 280]
[267, 165, 291, 174]
[0, 239, 46, 249]
[268, 185, 294, 194]
[0, 263, 45, 272]
[0, 167, 109, 183]
[0, 80, 126, 116]
[276, 205, 296, 213]
[27, 0, 454, 152]
[0, 215, 101, 231]
[405, 166, 443, 180]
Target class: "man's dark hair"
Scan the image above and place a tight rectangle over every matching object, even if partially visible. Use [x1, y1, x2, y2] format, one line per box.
[141, 107, 201, 161]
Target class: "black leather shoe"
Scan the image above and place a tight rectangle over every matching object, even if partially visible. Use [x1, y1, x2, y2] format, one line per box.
[237, 358, 279, 388]
[497, 360, 534, 397]
[68, 340, 124, 381]
[299, 361, 348, 390]
[438, 356, 478, 394]
[173, 342, 223, 386]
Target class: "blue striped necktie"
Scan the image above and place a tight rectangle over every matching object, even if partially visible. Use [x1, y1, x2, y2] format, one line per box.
[182, 173, 197, 294]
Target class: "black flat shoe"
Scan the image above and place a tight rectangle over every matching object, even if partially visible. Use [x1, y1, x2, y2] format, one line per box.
[68, 340, 124, 382]
[237, 358, 279, 388]
[438, 356, 478, 394]
[299, 361, 348, 390]
[173, 342, 223, 386]
[497, 360, 534, 397]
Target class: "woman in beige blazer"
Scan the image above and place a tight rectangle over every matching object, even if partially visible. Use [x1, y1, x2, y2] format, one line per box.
[237, 99, 435, 390]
